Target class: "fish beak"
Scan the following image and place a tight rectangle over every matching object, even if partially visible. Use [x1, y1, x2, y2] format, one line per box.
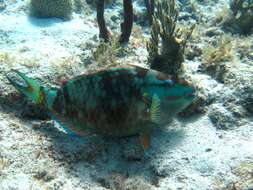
[6, 69, 43, 104]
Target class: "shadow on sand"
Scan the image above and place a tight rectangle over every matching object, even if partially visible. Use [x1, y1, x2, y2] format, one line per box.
[0, 92, 200, 187]
[27, 16, 64, 27]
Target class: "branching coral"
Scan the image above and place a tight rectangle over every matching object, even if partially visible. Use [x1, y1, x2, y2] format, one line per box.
[147, 0, 194, 76]
[30, 0, 73, 20]
[222, 0, 253, 34]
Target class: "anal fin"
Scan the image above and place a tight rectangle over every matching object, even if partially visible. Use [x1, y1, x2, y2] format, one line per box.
[50, 111, 92, 137]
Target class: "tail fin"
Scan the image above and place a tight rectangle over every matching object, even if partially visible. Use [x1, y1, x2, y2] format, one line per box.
[6, 70, 45, 105]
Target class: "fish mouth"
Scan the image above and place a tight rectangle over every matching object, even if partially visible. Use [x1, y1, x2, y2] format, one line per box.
[185, 92, 195, 100]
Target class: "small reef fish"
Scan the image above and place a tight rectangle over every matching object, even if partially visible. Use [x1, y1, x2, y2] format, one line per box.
[6, 66, 195, 149]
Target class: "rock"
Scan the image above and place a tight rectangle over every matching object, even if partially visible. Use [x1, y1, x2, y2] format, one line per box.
[133, 5, 148, 26]
[244, 94, 253, 115]
[185, 43, 202, 60]
[97, 174, 152, 190]
[152, 158, 180, 177]
[230, 162, 253, 190]
[208, 103, 238, 129]
[205, 27, 224, 37]
[178, 95, 208, 117]
[97, 173, 126, 190]
[33, 170, 55, 182]
[124, 177, 152, 190]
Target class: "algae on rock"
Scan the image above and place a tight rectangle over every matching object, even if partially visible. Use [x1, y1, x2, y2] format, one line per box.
[30, 0, 74, 20]
[147, 0, 194, 76]
[222, 0, 253, 34]
[92, 36, 121, 67]
[201, 36, 234, 82]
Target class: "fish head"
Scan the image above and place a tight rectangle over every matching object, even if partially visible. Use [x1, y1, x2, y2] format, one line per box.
[161, 81, 195, 114]
[142, 70, 195, 123]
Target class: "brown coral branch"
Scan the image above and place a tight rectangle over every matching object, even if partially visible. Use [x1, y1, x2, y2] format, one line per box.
[119, 0, 133, 43]
[145, 0, 155, 26]
[96, 0, 110, 41]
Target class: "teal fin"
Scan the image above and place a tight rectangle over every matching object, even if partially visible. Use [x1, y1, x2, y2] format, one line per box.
[150, 94, 161, 124]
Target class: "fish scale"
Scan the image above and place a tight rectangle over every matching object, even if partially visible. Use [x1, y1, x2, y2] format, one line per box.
[6, 66, 195, 149]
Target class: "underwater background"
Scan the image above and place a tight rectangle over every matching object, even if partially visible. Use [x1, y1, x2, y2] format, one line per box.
[0, 0, 253, 189]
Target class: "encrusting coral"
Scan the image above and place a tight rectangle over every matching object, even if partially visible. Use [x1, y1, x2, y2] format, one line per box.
[30, 0, 73, 20]
[147, 0, 194, 76]
[222, 0, 253, 34]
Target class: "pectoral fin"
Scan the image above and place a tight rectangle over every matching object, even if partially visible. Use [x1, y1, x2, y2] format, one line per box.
[150, 94, 161, 124]
[139, 133, 150, 150]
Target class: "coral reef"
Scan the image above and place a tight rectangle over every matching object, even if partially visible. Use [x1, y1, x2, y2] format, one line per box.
[222, 0, 253, 34]
[201, 36, 234, 82]
[147, 0, 194, 75]
[30, 0, 73, 20]
[73, 0, 91, 13]
[92, 36, 121, 67]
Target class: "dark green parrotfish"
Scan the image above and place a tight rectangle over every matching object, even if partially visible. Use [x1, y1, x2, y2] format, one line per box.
[6, 66, 195, 149]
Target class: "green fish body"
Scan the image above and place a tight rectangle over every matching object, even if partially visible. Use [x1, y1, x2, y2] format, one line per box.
[7, 66, 195, 148]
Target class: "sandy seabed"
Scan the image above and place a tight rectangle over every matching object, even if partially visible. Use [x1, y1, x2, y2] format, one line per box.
[0, 0, 253, 189]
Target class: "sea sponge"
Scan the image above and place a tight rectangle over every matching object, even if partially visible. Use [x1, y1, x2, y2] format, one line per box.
[222, 0, 253, 34]
[30, 0, 73, 20]
[147, 0, 194, 76]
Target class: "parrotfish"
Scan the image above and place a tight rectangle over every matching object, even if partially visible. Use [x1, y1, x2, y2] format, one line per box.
[6, 66, 195, 149]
